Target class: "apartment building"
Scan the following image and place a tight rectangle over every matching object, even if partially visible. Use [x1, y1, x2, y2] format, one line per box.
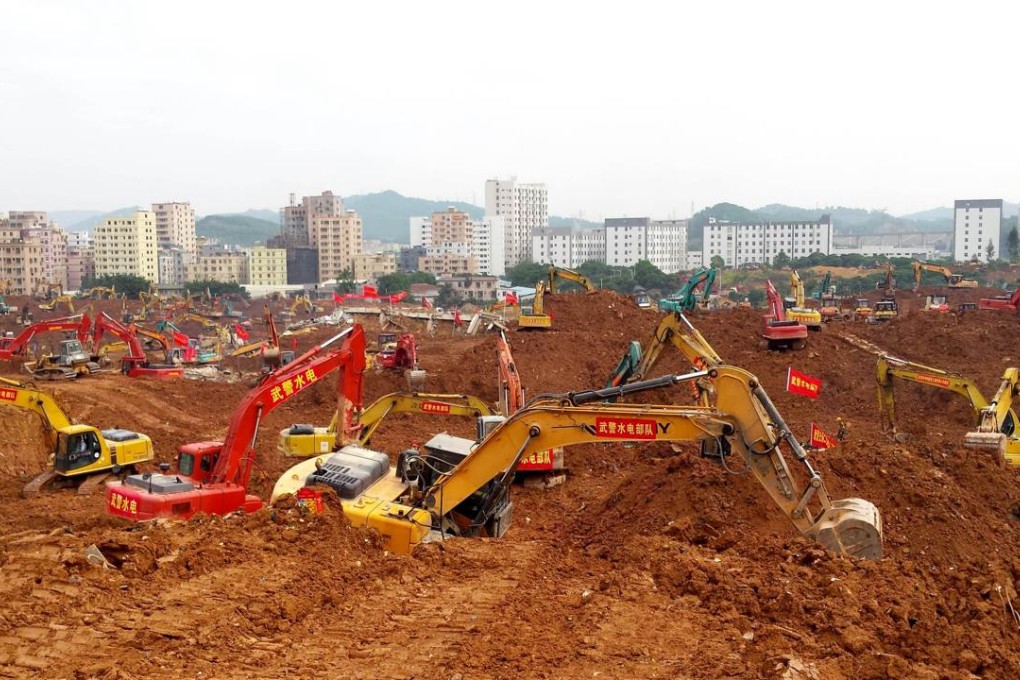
[152, 202, 197, 255]
[533, 219, 686, 273]
[418, 253, 475, 276]
[398, 245, 426, 273]
[436, 274, 500, 301]
[246, 246, 288, 286]
[7, 212, 68, 289]
[353, 252, 397, 281]
[953, 199, 1002, 263]
[92, 211, 159, 283]
[279, 191, 347, 247]
[310, 211, 362, 282]
[0, 220, 46, 295]
[409, 209, 506, 276]
[644, 220, 686, 273]
[158, 247, 187, 287]
[531, 226, 605, 268]
[702, 216, 832, 268]
[485, 178, 547, 269]
[184, 251, 248, 284]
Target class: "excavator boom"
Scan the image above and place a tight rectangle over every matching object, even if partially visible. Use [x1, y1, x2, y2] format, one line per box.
[547, 266, 597, 293]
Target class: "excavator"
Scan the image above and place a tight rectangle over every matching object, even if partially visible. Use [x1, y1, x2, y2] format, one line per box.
[91, 312, 184, 379]
[1, 315, 104, 380]
[518, 281, 552, 329]
[375, 332, 427, 390]
[79, 286, 117, 300]
[157, 319, 222, 364]
[104, 325, 367, 520]
[912, 261, 978, 290]
[271, 360, 882, 558]
[812, 272, 841, 322]
[39, 295, 75, 314]
[546, 266, 597, 293]
[659, 267, 716, 313]
[0, 377, 156, 497]
[875, 354, 1020, 466]
[785, 271, 822, 331]
[286, 294, 315, 317]
[978, 286, 1020, 312]
[495, 329, 562, 472]
[763, 280, 808, 350]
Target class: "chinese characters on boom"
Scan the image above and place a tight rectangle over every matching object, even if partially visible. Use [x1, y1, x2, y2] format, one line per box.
[270, 368, 318, 403]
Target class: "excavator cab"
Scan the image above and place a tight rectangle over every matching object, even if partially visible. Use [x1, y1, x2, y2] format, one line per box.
[55, 430, 103, 472]
[175, 442, 221, 484]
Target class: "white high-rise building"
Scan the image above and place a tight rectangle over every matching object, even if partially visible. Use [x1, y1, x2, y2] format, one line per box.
[702, 216, 832, 268]
[485, 178, 547, 269]
[534, 220, 685, 272]
[93, 211, 159, 283]
[408, 209, 506, 276]
[471, 215, 505, 277]
[532, 227, 606, 268]
[152, 202, 197, 255]
[953, 199, 1002, 263]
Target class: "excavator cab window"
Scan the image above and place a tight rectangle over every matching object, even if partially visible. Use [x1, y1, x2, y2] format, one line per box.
[55, 431, 102, 472]
[177, 450, 216, 479]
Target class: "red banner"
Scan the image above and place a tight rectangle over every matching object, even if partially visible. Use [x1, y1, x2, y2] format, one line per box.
[809, 423, 839, 449]
[786, 367, 821, 399]
[389, 291, 408, 303]
[453, 309, 462, 325]
[233, 324, 249, 341]
[362, 285, 378, 297]
[332, 292, 344, 304]
[422, 297, 433, 309]
[172, 330, 190, 348]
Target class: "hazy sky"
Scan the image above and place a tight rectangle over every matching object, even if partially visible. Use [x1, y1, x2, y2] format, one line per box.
[2, 1, 1017, 219]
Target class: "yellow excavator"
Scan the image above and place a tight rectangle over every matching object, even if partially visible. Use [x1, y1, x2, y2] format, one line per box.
[275, 322, 883, 559]
[0, 378, 155, 497]
[785, 271, 822, 331]
[287, 294, 315, 316]
[912, 261, 978, 290]
[547, 266, 597, 293]
[518, 280, 552, 329]
[39, 295, 75, 314]
[279, 392, 496, 457]
[876, 354, 1020, 465]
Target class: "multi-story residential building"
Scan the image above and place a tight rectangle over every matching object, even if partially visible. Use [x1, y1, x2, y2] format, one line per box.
[0, 220, 46, 295]
[152, 202, 197, 255]
[158, 247, 187, 287]
[418, 253, 475, 276]
[279, 191, 347, 247]
[93, 211, 159, 283]
[685, 251, 703, 270]
[398, 245, 426, 273]
[66, 246, 94, 291]
[953, 199, 1002, 263]
[7, 212, 68, 289]
[485, 178, 548, 269]
[531, 226, 606, 268]
[246, 246, 288, 286]
[534, 219, 686, 273]
[702, 216, 832, 268]
[310, 211, 362, 282]
[604, 218, 650, 268]
[408, 209, 506, 276]
[184, 251, 248, 283]
[645, 219, 686, 273]
[437, 274, 500, 301]
[353, 252, 398, 282]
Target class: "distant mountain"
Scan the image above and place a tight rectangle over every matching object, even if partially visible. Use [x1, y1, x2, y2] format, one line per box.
[196, 214, 279, 246]
[48, 210, 103, 229]
[66, 206, 142, 232]
[229, 209, 279, 224]
[548, 216, 601, 229]
[345, 190, 483, 242]
[899, 207, 953, 222]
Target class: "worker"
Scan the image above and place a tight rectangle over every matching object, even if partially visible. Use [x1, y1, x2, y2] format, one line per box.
[836, 417, 847, 443]
[453, 309, 463, 333]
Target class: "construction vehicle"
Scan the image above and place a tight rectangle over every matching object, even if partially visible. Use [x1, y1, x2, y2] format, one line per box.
[36, 282, 63, 301]
[273, 362, 882, 558]
[0, 293, 13, 315]
[978, 286, 1020, 312]
[496, 329, 562, 472]
[546, 266, 597, 293]
[280, 392, 494, 457]
[0, 315, 100, 380]
[287, 294, 314, 317]
[78, 286, 117, 300]
[104, 326, 366, 520]
[91, 313, 184, 379]
[518, 281, 552, 329]
[875, 263, 896, 297]
[912, 261, 979, 290]
[39, 295, 75, 314]
[157, 319, 221, 364]
[632, 288, 652, 309]
[763, 280, 808, 350]
[876, 355, 1019, 466]
[0, 378, 156, 497]
[0, 278, 11, 296]
[0, 317, 91, 360]
[854, 298, 873, 321]
[659, 267, 716, 313]
[231, 306, 287, 368]
[815, 273, 841, 322]
[873, 299, 899, 322]
[923, 295, 950, 313]
[785, 271, 822, 331]
[375, 332, 426, 390]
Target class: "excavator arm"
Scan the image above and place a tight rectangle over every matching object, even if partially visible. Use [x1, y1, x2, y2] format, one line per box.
[790, 271, 806, 308]
[547, 266, 597, 293]
[965, 368, 1020, 455]
[357, 392, 494, 445]
[416, 366, 881, 559]
[0, 315, 91, 360]
[497, 330, 524, 416]
[876, 354, 989, 432]
[659, 267, 716, 312]
[0, 378, 74, 448]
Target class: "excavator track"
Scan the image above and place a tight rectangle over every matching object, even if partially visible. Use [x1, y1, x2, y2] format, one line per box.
[25, 367, 77, 381]
[77, 472, 113, 496]
[22, 470, 58, 498]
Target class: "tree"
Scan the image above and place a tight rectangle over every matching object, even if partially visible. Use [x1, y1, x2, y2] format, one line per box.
[633, 260, 672, 291]
[436, 284, 459, 308]
[748, 288, 766, 308]
[1007, 226, 1019, 263]
[710, 255, 725, 270]
[772, 251, 791, 269]
[507, 260, 550, 287]
[184, 279, 250, 299]
[81, 274, 152, 298]
[986, 239, 996, 261]
[334, 269, 356, 294]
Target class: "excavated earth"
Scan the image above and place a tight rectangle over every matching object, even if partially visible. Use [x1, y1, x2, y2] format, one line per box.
[0, 291, 1019, 678]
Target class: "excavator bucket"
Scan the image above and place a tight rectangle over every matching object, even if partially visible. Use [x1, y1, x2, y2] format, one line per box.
[807, 498, 883, 560]
[405, 369, 427, 392]
[963, 431, 1006, 452]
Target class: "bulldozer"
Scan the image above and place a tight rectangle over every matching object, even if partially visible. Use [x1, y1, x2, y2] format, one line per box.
[0, 378, 156, 497]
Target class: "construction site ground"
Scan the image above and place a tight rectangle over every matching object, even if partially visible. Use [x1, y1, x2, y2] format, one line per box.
[1, 290, 1019, 679]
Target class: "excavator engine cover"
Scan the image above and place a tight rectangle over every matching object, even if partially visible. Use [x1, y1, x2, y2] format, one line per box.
[807, 498, 883, 560]
[306, 446, 389, 499]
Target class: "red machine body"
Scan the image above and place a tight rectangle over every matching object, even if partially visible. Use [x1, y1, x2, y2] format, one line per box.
[496, 331, 558, 472]
[0, 315, 91, 360]
[105, 324, 366, 521]
[375, 333, 418, 370]
[762, 280, 808, 350]
[978, 287, 1020, 312]
[92, 312, 183, 379]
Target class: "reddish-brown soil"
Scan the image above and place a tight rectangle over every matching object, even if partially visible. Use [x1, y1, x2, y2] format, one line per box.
[1, 291, 1019, 678]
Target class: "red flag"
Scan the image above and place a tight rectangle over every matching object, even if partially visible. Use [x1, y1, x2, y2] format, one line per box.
[332, 291, 344, 304]
[362, 285, 377, 297]
[390, 291, 408, 303]
[505, 291, 518, 304]
[786, 367, 821, 399]
[422, 297, 433, 309]
[809, 423, 839, 449]
[453, 309, 463, 325]
[292, 337, 298, 351]
[172, 330, 189, 348]
[233, 324, 249, 341]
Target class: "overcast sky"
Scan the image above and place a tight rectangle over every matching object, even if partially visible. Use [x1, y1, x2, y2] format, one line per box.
[2, 1, 1017, 219]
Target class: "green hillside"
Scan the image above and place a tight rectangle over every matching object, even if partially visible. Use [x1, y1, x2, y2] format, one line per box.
[345, 190, 483, 242]
[196, 214, 279, 246]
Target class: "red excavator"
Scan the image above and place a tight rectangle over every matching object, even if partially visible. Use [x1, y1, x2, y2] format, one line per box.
[496, 330, 561, 472]
[0, 315, 91, 360]
[978, 287, 1020, 312]
[91, 312, 184, 379]
[104, 324, 366, 520]
[376, 332, 426, 390]
[762, 280, 808, 350]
